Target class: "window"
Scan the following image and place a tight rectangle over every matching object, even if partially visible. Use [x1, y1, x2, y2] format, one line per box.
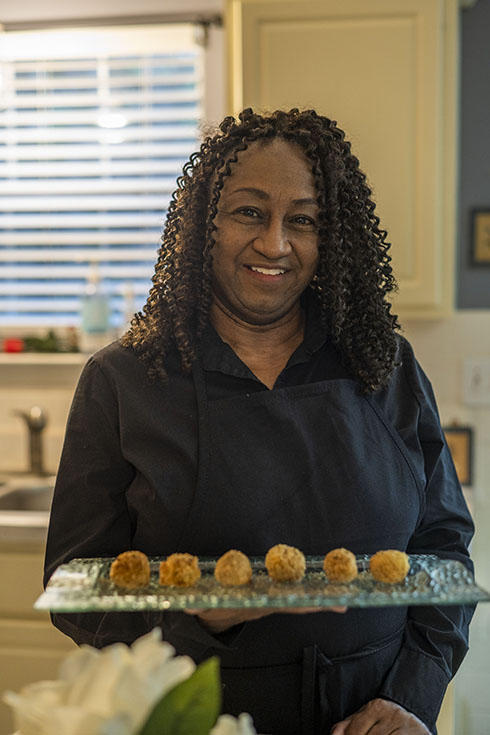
[0, 25, 204, 327]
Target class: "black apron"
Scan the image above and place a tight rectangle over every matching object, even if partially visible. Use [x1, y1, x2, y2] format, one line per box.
[176, 363, 423, 734]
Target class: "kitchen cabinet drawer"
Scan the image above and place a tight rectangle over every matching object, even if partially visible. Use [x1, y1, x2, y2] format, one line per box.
[0, 551, 46, 618]
[0, 620, 74, 735]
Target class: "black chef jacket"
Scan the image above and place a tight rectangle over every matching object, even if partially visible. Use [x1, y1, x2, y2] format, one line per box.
[44, 302, 474, 734]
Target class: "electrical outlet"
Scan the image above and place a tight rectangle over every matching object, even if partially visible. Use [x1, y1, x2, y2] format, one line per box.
[464, 359, 490, 406]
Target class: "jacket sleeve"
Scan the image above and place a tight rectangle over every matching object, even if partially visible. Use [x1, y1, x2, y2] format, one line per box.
[378, 342, 475, 733]
[44, 352, 246, 651]
[43, 354, 153, 647]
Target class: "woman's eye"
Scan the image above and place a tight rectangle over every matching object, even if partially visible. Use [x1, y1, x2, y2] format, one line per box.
[291, 215, 317, 229]
[235, 207, 260, 219]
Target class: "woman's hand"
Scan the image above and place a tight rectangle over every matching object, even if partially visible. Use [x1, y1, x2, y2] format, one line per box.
[331, 698, 431, 734]
[185, 606, 346, 634]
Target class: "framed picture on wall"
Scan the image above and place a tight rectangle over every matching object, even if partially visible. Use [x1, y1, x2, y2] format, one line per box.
[443, 425, 474, 486]
[471, 209, 490, 265]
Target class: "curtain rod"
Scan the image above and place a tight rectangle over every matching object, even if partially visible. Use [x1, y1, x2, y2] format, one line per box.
[1, 13, 222, 32]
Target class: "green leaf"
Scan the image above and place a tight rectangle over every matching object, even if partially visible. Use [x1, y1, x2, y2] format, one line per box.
[139, 656, 221, 735]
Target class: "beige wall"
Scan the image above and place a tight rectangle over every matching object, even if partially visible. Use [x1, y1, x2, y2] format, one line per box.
[0, 0, 223, 24]
[0, 363, 84, 475]
[403, 312, 490, 522]
[403, 312, 490, 735]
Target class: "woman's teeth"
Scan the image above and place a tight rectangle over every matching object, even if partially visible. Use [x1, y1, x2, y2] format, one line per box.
[249, 266, 286, 275]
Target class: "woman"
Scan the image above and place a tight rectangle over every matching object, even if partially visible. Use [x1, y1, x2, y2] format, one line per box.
[45, 109, 474, 735]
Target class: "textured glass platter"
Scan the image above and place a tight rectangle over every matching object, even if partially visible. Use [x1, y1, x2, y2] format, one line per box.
[35, 555, 490, 612]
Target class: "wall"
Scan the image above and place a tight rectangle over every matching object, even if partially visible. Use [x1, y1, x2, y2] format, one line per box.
[402, 312, 490, 735]
[0, 0, 223, 24]
[457, 0, 490, 307]
[0, 361, 85, 475]
[401, 5, 490, 732]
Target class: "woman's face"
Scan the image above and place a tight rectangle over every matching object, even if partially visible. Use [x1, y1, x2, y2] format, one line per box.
[211, 139, 320, 326]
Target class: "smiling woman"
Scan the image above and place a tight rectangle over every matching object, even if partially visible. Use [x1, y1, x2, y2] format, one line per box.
[44, 108, 474, 735]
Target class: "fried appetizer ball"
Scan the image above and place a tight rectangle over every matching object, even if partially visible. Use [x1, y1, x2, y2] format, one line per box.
[214, 549, 252, 586]
[323, 547, 358, 583]
[370, 549, 410, 583]
[265, 543, 306, 582]
[110, 550, 150, 588]
[159, 553, 201, 587]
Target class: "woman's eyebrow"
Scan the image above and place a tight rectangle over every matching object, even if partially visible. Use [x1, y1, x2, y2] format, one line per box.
[228, 187, 318, 206]
[228, 187, 268, 199]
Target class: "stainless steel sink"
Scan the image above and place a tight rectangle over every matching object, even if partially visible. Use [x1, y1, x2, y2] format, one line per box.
[0, 474, 56, 544]
[0, 485, 54, 511]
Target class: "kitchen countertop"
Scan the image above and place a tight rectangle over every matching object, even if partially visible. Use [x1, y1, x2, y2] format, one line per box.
[0, 511, 49, 547]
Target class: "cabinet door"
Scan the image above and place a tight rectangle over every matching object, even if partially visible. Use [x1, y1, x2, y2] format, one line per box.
[226, 0, 458, 316]
[0, 620, 75, 735]
[0, 552, 75, 734]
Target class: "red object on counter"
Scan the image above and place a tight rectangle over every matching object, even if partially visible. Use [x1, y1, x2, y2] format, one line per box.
[2, 338, 25, 353]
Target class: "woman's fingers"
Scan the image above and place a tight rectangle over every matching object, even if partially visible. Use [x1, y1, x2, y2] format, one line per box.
[283, 607, 347, 614]
[331, 699, 431, 734]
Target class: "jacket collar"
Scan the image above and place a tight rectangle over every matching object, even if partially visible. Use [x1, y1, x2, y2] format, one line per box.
[200, 291, 328, 379]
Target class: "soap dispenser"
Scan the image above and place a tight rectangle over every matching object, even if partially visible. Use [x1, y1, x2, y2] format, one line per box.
[79, 261, 111, 353]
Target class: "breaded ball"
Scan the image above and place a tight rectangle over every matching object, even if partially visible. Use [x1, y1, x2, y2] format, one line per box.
[370, 549, 410, 583]
[265, 543, 306, 582]
[323, 547, 358, 583]
[214, 549, 252, 586]
[110, 550, 150, 588]
[159, 553, 201, 587]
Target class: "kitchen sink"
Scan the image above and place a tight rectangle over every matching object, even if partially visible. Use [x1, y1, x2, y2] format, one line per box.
[0, 485, 54, 512]
[0, 474, 56, 544]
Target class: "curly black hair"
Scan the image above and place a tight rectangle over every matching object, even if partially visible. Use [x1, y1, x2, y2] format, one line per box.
[123, 107, 400, 392]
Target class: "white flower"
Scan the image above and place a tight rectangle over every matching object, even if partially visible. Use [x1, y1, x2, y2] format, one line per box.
[211, 713, 257, 735]
[4, 628, 195, 735]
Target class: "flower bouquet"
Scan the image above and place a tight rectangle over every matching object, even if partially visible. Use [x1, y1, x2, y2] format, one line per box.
[3, 629, 256, 735]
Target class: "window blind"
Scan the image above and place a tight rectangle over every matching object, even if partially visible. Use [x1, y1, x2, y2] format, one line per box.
[0, 25, 203, 327]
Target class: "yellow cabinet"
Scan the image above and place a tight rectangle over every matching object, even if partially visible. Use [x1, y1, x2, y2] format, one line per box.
[0, 549, 75, 735]
[226, 0, 459, 317]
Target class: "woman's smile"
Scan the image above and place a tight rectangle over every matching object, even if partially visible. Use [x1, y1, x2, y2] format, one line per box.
[243, 263, 290, 281]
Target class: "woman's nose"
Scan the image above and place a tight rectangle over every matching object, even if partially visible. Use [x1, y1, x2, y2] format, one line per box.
[252, 219, 292, 258]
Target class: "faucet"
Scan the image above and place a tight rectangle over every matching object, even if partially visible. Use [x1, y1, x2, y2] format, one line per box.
[14, 406, 48, 475]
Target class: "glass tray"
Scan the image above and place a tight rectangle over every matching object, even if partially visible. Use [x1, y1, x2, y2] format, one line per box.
[35, 555, 490, 612]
